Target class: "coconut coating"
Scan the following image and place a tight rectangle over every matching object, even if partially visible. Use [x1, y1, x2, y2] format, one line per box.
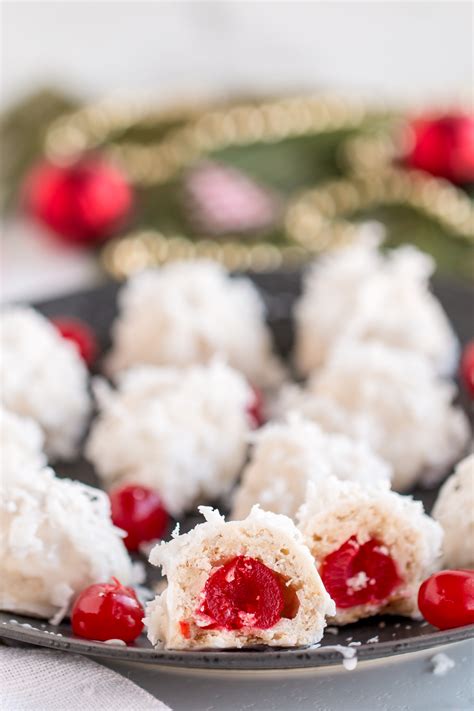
[86, 360, 252, 516]
[231, 415, 391, 520]
[106, 260, 284, 387]
[0, 307, 90, 459]
[432, 454, 474, 569]
[0, 466, 133, 621]
[1, 406, 46, 477]
[277, 342, 469, 491]
[295, 233, 458, 376]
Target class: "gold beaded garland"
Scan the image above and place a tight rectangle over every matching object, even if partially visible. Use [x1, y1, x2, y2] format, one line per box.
[43, 95, 474, 277]
[285, 168, 474, 252]
[45, 97, 205, 161]
[46, 94, 390, 183]
[101, 228, 308, 278]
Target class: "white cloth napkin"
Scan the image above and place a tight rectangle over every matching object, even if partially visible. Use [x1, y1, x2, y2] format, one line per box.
[0, 646, 171, 711]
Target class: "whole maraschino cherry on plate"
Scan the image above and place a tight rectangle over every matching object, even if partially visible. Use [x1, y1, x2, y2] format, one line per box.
[52, 317, 98, 367]
[418, 569, 474, 630]
[460, 341, 474, 399]
[247, 385, 265, 428]
[109, 484, 169, 552]
[71, 578, 144, 643]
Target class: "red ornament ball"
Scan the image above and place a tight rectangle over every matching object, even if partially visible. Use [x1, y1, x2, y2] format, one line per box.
[24, 157, 133, 245]
[321, 536, 402, 609]
[52, 317, 97, 367]
[247, 385, 265, 428]
[198, 556, 284, 630]
[71, 578, 144, 642]
[109, 484, 169, 552]
[460, 340, 474, 399]
[418, 569, 474, 630]
[405, 114, 474, 184]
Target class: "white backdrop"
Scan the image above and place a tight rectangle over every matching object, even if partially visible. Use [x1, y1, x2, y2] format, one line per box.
[1, 1, 473, 302]
[3, 1, 473, 107]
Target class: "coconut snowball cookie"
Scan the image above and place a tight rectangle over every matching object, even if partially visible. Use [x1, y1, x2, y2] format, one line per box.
[106, 260, 285, 388]
[432, 454, 474, 569]
[0, 406, 46, 477]
[0, 307, 91, 459]
[231, 415, 391, 520]
[0, 465, 133, 621]
[86, 360, 252, 517]
[145, 506, 335, 649]
[297, 477, 443, 625]
[294, 233, 458, 377]
[277, 342, 469, 491]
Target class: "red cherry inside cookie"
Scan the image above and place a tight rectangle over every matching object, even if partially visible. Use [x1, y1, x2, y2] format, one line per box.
[71, 578, 144, 642]
[460, 341, 474, 399]
[418, 569, 474, 630]
[109, 484, 169, 552]
[52, 317, 97, 366]
[198, 556, 285, 630]
[321, 536, 402, 609]
[247, 385, 265, 428]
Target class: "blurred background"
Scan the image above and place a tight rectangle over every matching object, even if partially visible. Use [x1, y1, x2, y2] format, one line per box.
[1, 1, 473, 302]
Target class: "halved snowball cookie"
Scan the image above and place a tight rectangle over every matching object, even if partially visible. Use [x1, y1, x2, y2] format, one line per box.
[86, 360, 252, 517]
[0, 466, 133, 621]
[0, 307, 90, 459]
[432, 454, 474, 569]
[231, 415, 391, 520]
[106, 260, 284, 388]
[297, 478, 443, 625]
[145, 506, 335, 649]
[0, 406, 46, 477]
[295, 234, 458, 376]
[277, 342, 469, 491]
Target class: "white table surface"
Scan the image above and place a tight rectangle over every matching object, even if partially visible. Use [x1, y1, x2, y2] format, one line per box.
[99, 639, 474, 711]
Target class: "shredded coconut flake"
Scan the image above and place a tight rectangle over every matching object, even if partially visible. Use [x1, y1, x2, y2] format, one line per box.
[431, 652, 455, 676]
[346, 571, 369, 592]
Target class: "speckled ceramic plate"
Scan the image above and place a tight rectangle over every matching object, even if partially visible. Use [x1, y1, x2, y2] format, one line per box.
[1, 271, 473, 670]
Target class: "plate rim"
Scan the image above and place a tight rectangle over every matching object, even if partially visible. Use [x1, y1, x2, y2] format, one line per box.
[1, 616, 473, 670]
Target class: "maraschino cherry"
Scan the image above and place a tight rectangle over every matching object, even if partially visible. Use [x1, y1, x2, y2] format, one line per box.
[321, 536, 402, 609]
[24, 157, 133, 246]
[52, 317, 97, 367]
[198, 556, 285, 630]
[418, 569, 474, 630]
[247, 385, 265, 428]
[109, 484, 169, 552]
[460, 341, 474, 399]
[71, 578, 144, 642]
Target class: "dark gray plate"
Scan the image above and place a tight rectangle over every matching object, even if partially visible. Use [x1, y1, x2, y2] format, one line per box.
[1, 270, 473, 670]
